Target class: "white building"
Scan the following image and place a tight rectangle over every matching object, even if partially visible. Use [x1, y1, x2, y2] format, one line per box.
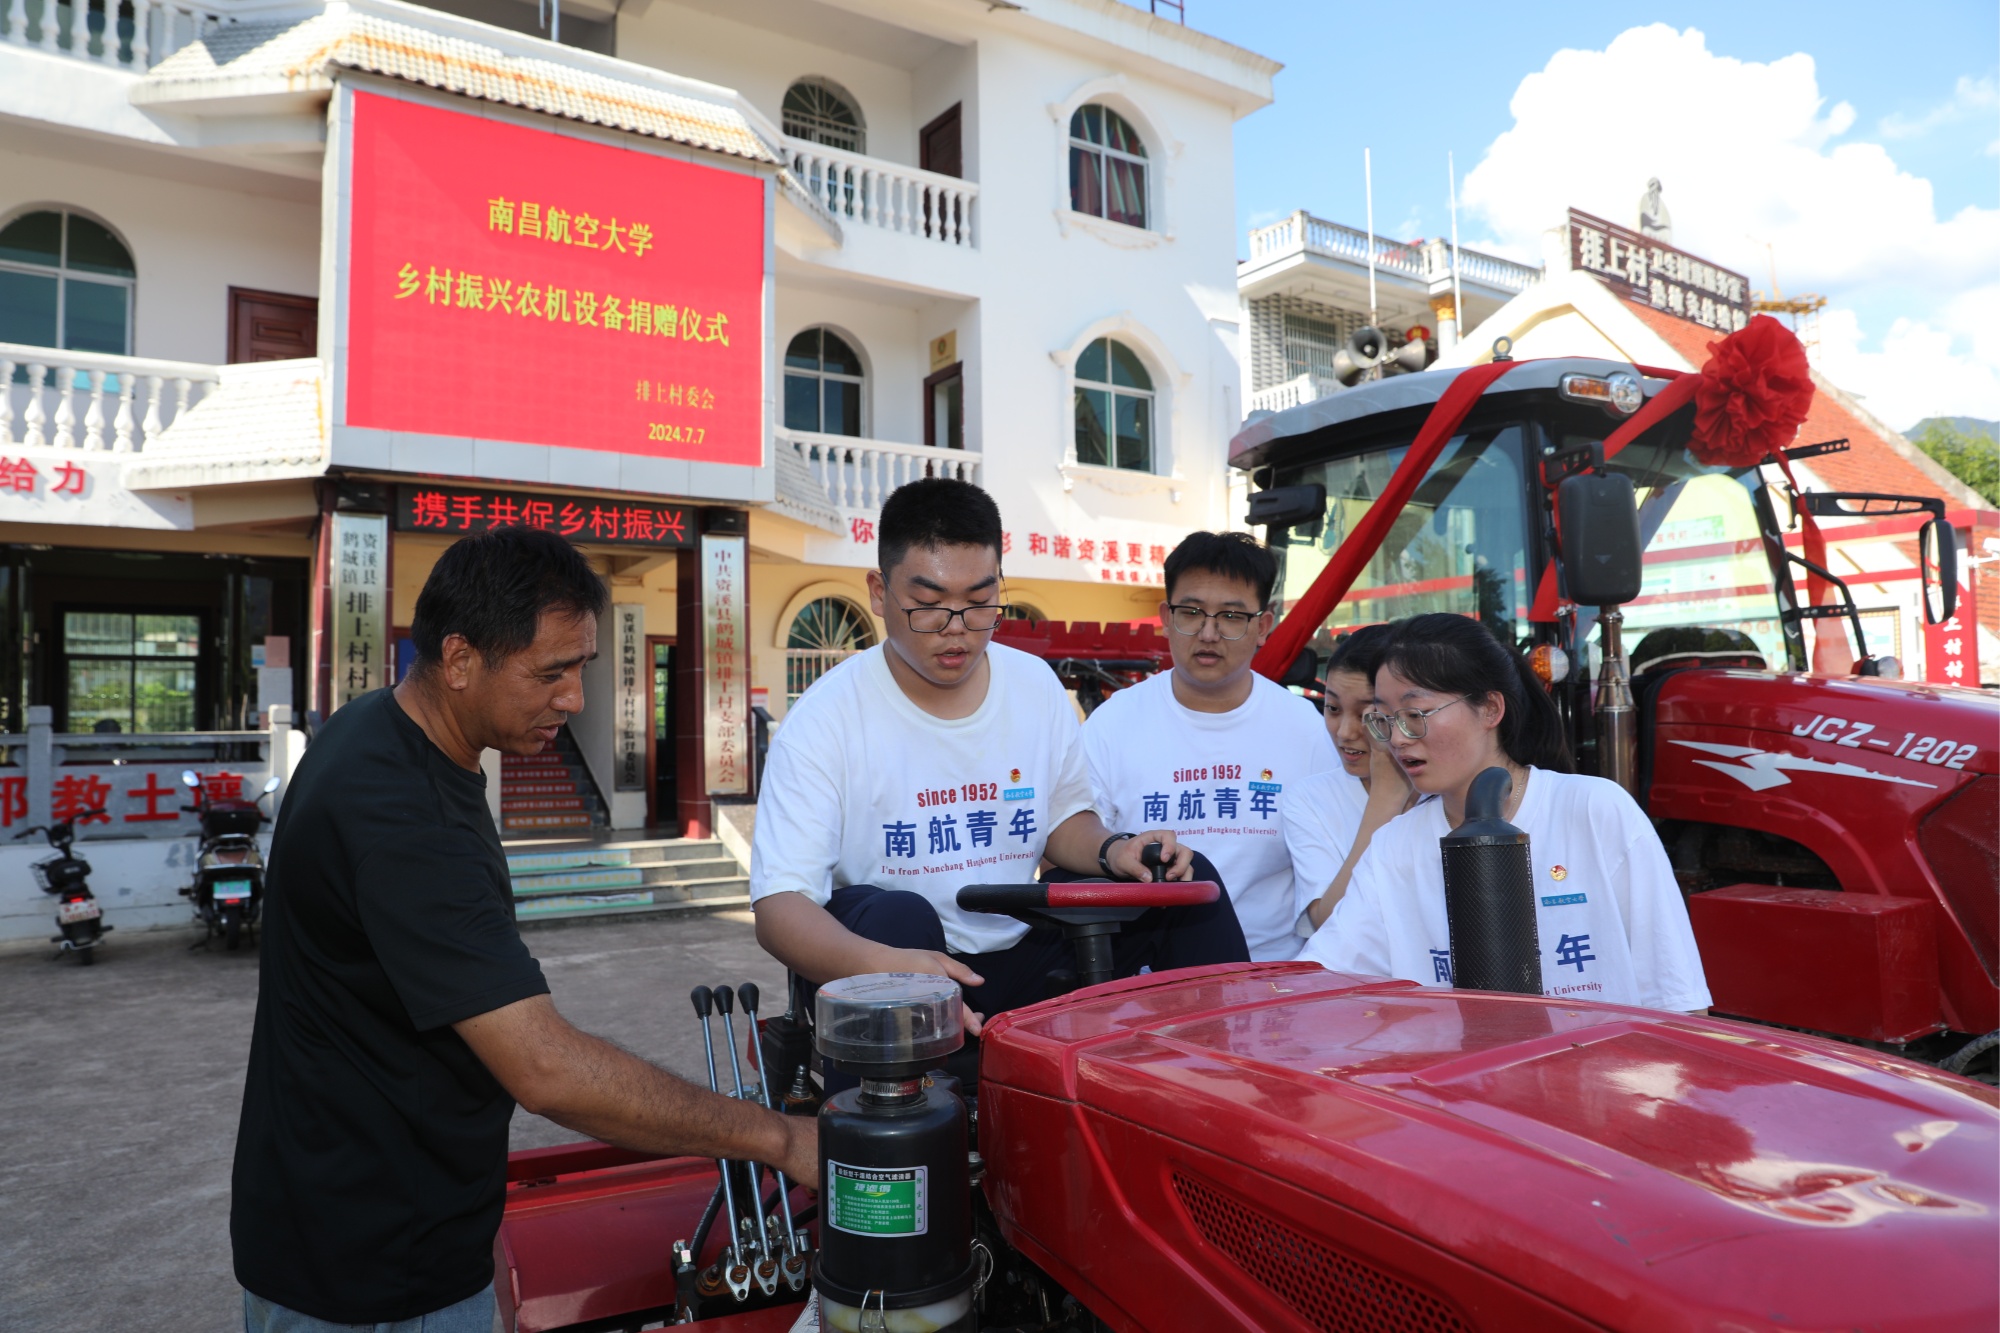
[0, 0, 1276, 938]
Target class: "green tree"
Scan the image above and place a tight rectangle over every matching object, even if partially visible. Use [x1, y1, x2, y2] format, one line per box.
[1911, 420, 2000, 507]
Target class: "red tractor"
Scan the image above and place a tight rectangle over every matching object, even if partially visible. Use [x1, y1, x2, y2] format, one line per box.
[488, 343, 1998, 1333]
[495, 947, 1997, 1331]
[1230, 348, 1996, 1065]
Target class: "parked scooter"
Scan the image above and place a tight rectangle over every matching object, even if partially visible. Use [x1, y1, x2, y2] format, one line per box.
[178, 771, 281, 951]
[14, 812, 112, 964]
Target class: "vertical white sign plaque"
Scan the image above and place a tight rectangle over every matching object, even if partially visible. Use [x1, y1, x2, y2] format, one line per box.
[613, 604, 646, 791]
[332, 513, 389, 710]
[702, 535, 748, 795]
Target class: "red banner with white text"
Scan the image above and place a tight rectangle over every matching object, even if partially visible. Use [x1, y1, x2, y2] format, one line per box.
[344, 91, 765, 467]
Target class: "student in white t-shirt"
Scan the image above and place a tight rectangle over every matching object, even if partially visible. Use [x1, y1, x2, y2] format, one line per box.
[1082, 532, 1338, 961]
[1283, 622, 1415, 939]
[751, 479, 1248, 1035]
[1300, 614, 1711, 1014]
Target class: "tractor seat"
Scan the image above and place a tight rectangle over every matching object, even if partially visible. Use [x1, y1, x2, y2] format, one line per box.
[956, 880, 1220, 990]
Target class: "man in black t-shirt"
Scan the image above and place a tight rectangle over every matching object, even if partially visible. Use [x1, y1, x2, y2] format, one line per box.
[232, 528, 815, 1331]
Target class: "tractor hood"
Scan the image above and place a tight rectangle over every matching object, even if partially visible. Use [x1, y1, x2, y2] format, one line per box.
[1652, 668, 1998, 781]
[978, 962, 1998, 1333]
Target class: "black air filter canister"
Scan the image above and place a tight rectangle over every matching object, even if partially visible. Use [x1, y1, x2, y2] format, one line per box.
[1440, 767, 1542, 995]
[813, 974, 976, 1333]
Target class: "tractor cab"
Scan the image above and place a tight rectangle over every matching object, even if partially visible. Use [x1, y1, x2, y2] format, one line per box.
[1232, 354, 1997, 1059]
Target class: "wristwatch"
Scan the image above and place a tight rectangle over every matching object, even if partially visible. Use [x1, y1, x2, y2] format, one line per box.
[1098, 832, 1135, 879]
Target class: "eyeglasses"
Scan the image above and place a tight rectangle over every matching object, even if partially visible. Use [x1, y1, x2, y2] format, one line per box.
[1167, 604, 1267, 641]
[894, 601, 1010, 634]
[1363, 696, 1470, 742]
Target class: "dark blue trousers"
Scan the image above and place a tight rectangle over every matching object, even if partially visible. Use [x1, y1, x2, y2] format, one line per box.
[814, 850, 1249, 1022]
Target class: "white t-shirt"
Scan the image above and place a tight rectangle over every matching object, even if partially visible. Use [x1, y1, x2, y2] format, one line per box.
[1282, 768, 1371, 929]
[1299, 768, 1711, 1012]
[749, 642, 1095, 955]
[1080, 669, 1339, 962]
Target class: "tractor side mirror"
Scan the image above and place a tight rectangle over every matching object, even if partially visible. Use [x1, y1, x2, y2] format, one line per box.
[180, 769, 201, 789]
[1246, 483, 1326, 533]
[1921, 519, 1960, 626]
[1278, 647, 1320, 692]
[1556, 472, 1643, 607]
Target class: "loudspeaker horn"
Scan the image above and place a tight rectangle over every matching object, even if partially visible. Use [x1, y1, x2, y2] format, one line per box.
[1331, 325, 1390, 385]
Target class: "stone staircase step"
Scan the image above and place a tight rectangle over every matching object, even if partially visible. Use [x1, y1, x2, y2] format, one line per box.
[512, 875, 751, 923]
[503, 812, 596, 832]
[502, 796, 588, 813]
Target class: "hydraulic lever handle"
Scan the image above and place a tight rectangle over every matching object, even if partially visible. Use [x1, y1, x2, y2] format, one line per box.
[692, 985, 714, 1018]
[1141, 841, 1165, 883]
[714, 984, 735, 1015]
[732, 981, 804, 1265]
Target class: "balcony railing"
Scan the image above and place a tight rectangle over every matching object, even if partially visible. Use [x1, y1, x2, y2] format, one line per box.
[1247, 372, 1341, 416]
[785, 137, 977, 249]
[1, 0, 229, 71]
[785, 431, 980, 513]
[1, 343, 220, 452]
[1247, 210, 1543, 294]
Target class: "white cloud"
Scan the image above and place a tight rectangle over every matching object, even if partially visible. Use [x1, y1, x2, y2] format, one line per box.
[1813, 301, 2000, 432]
[1460, 24, 2000, 418]
[1879, 75, 1997, 139]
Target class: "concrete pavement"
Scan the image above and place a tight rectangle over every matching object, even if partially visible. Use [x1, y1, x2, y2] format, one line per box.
[0, 908, 786, 1332]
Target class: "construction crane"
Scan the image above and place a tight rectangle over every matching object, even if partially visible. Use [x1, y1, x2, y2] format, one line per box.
[1748, 236, 1829, 352]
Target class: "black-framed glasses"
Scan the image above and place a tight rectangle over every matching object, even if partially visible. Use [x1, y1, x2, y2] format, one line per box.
[1166, 604, 1267, 641]
[1363, 696, 1470, 742]
[894, 601, 1009, 634]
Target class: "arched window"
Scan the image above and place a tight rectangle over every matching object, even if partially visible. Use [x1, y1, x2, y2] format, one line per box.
[0, 209, 135, 356]
[783, 79, 866, 153]
[1068, 105, 1148, 229]
[785, 595, 876, 703]
[784, 327, 865, 437]
[1004, 603, 1046, 623]
[1073, 337, 1154, 472]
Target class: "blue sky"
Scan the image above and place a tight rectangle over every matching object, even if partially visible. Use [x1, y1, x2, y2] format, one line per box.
[1203, 2, 2000, 427]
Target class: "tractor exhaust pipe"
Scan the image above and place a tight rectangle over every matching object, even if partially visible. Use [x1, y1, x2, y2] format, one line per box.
[1596, 605, 1638, 796]
[1440, 767, 1543, 995]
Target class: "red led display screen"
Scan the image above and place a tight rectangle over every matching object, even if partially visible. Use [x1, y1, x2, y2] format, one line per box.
[344, 91, 765, 467]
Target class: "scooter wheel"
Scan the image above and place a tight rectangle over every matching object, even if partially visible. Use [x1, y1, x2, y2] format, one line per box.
[77, 946, 95, 966]
[223, 909, 242, 952]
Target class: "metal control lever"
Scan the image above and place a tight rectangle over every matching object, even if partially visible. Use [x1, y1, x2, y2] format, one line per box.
[1140, 840, 1166, 882]
[691, 986, 752, 1301]
[739, 982, 809, 1290]
[714, 986, 780, 1296]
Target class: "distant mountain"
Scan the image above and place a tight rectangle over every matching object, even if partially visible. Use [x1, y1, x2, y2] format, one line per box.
[1907, 416, 1997, 440]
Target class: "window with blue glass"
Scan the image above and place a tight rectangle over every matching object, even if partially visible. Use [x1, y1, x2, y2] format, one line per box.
[1068, 105, 1148, 229]
[1072, 337, 1154, 472]
[0, 209, 135, 359]
[784, 327, 866, 436]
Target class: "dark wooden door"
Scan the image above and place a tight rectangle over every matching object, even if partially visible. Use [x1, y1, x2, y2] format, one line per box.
[920, 104, 963, 178]
[228, 288, 319, 363]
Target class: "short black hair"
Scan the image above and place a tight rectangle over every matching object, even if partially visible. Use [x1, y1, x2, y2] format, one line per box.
[878, 477, 1004, 574]
[1162, 531, 1277, 607]
[410, 526, 608, 672]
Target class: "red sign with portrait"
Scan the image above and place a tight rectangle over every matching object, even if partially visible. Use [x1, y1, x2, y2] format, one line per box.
[344, 91, 765, 467]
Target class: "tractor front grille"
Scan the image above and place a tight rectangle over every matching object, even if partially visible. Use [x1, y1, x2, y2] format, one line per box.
[1172, 1172, 1471, 1333]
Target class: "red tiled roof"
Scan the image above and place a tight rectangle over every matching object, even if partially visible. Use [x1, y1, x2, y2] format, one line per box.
[1618, 297, 1954, 501]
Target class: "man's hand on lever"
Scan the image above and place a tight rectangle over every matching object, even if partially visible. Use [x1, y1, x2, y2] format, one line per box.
[1105, 828, 1194, 881]
[455, 993, 819, 1183]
